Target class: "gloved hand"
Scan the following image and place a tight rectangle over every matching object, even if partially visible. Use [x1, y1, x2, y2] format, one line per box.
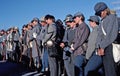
[65, 51, 71, 57]
[33, 33, 37, 38]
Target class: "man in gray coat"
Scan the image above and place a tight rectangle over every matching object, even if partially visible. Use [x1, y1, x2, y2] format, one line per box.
[84, 16, 103, 76]
[30, 17, 42, 71]
[94, 2, 118, 76]
[60, 14, 76, 76]
[39, 16, 49, 73]
[43, 14, 57, 76]
[0, 30, 6, 60]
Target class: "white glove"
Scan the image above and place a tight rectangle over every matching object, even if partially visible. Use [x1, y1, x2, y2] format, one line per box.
[33, 33, 37, 38]
[71, 44, 74, 50]
[30, 42, 33, 47]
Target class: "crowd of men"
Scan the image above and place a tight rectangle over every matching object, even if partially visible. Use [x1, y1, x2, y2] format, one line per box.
[0, 2, 120, 76]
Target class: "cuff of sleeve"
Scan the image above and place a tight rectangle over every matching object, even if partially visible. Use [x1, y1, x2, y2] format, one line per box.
[100, 44, 105, 49]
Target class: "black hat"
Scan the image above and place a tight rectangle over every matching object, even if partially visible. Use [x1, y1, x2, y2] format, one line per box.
[56, 19, 63, 25]
[64, 14, 73, 22]
[64, 16, 73, 22]
[94, 2, 108, 16]
[88, 16, 100, 23]
[45, 14, 55, 20]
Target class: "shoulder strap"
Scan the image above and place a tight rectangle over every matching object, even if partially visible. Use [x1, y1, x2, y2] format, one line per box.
[101, 21, 107, 36]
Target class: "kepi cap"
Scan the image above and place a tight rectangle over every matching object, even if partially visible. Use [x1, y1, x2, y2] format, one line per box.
[40, 16, 46, 22]
[64, 14, 73, 22]
[73, 12, 84, 19]
[31, 17, 39, 23]
[88, 16, 100, 23]
[94, 2, 108, 16]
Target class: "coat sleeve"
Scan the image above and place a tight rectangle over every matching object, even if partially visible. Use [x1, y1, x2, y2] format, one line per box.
[62, 29, 69, 42]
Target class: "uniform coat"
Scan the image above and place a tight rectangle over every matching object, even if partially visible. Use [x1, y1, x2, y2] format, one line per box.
[72, 22, 90, 56]
[96, 14, 118, 76]
[30, 24, 41, 58]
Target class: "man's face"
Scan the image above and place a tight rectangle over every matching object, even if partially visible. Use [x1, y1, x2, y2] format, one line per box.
[28, 25, 32, 30]
[100, 10, 107, 18]
[65, 21, 71, 27]
[32, 21, 38, 26]
[23, 27, 27, 31]
[40, 21, 47, 26]
[70, 21, 76, 28]
[1, 31, 4, 34]
[46, 19, 52, 24]
[89, 21, 95, 28]
[74, 16, 80, 24]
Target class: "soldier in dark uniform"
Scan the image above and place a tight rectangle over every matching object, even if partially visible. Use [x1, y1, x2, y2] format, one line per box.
[55, 19, 65, 76]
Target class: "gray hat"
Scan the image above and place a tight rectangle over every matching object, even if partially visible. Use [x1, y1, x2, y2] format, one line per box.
[31, 17, 39, 22]
[14, 26, 18, 30]
[94, 2, 108, 16]
[40, 16, 46, 22]
[73, 12, 84, 19]
[64, 14, 73, 22]
[88, 16, 100, 23]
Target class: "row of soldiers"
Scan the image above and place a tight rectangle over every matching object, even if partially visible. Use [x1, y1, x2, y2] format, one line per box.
[0, 27, 20, 62]
[0, 2, 120, 76]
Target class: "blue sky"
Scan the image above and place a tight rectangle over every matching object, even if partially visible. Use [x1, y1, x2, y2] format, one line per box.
[0, 0, 119, 32]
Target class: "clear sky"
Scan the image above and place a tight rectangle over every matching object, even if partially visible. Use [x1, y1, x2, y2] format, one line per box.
[0, 0, 120, 32]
